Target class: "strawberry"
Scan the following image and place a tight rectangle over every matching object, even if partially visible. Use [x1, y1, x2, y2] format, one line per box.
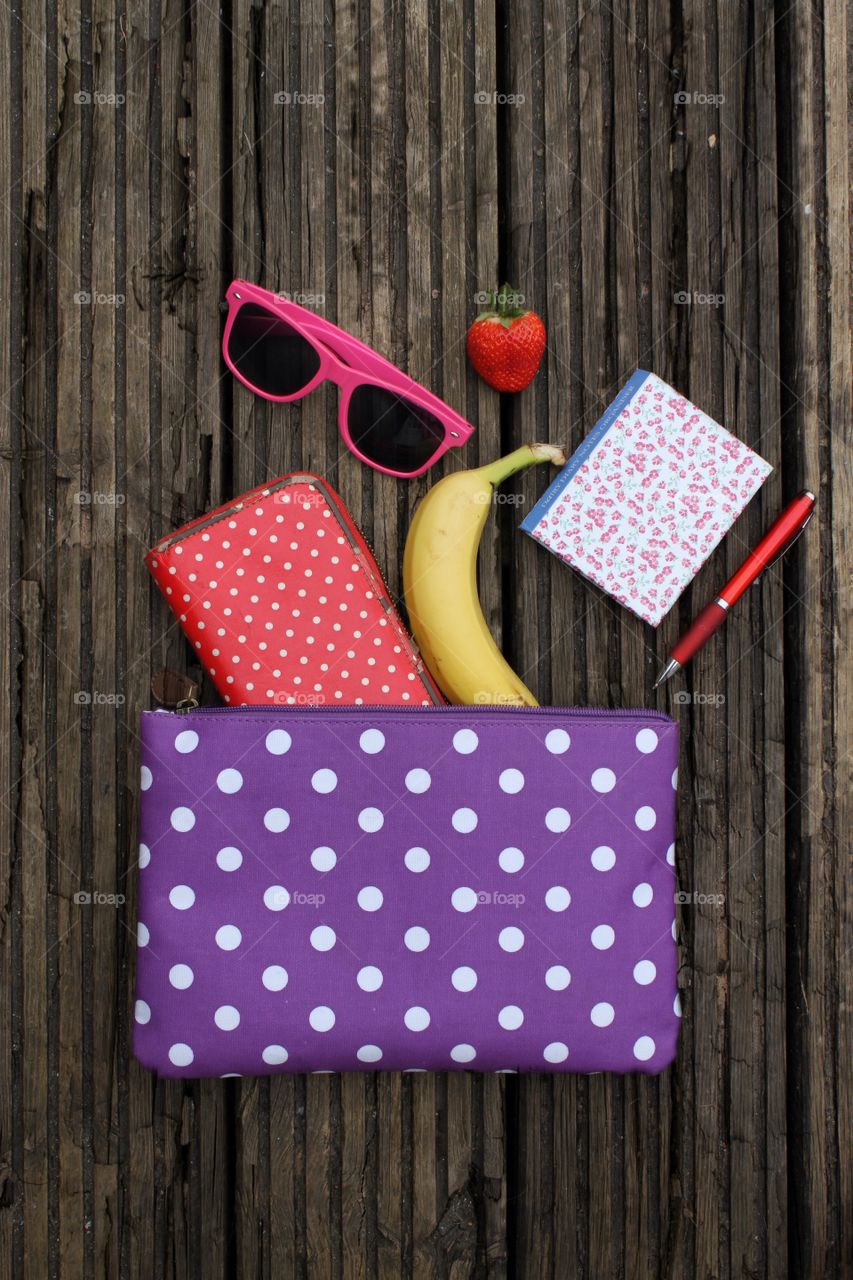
[466, 284, 546, 392]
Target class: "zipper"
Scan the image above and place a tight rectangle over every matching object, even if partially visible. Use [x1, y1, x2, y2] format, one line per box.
[173, 700, 672, 720]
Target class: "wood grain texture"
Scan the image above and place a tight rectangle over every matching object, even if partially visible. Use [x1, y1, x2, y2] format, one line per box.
[1, 1, 850, 1277]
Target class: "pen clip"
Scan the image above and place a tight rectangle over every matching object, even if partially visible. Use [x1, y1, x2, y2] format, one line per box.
[753, 505, 814, 585]
[758, 504, 814, 570]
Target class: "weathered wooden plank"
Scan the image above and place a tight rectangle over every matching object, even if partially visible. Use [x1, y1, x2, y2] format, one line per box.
[611, 3, 666, 1275]
[821, 2, 852, 1272]
[0, 0, 20, 1271]
[47, 3, 88, 1275]
[675, 4, 729, 1279]
[87, 1, 123, 1274]
[777, 0, 850, 1276]
[715, 4, 788, 1277]
[12, 2, 55, 1276]
[120, 0, 164, 1274]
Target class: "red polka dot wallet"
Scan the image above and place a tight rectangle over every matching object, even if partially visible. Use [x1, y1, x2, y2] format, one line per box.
[145, 474, 443, 708]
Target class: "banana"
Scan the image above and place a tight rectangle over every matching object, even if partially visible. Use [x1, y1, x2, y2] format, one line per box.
[403, 443, 566, 706]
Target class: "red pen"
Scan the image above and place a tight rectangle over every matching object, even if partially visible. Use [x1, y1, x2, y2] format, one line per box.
[654, 490, 816, 687]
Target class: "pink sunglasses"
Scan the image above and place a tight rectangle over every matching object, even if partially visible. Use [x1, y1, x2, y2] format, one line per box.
[222, 280, 475, 478]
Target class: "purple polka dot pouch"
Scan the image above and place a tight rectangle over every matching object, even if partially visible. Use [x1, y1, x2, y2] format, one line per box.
[134, 706, 680, 1076]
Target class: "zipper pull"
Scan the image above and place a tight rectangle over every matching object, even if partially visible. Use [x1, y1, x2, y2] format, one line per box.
[151, 668, 200, 710]
[175, 697, 200, 714]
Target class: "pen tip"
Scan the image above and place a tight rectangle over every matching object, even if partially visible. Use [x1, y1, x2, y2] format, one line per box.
[654, 659, 680, 689]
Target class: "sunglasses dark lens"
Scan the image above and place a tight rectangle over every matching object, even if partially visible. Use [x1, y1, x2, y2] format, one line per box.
[347, 385, 446, 473]
[227, 302, 321, 397]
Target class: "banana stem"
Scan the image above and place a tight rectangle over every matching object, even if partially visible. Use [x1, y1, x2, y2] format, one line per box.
[480, 442, 566, 488]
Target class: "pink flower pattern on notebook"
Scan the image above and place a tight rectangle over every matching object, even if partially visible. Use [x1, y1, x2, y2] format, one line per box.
[524, 373, 772, 626]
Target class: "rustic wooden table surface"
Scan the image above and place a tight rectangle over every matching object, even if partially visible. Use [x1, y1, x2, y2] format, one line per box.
[2, 0, 850, 1276]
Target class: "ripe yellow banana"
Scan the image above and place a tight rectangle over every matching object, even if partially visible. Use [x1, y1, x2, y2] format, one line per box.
[403, 443, 566, 706]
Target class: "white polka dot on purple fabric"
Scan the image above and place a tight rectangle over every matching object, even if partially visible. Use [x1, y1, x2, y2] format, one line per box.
[590, 1002, 614, 1027]
[451, 966, 477, 992]
[358, 807, 384, 832]
[633, 1035, 655, 1061]
[357, 965, 383, 992]
[357, 886, 383, 912]
[452, 807, 478, 834]
[545, 886, 571, 912]
[311, 768, 337, 794]
[543, 1041, 568, 1063]
[264, 807, 290, 833]
[499, 847, 524, 873]
[632, 883, 653, 908]
[404, 847, 430, 873]
[635, 806, 656, 831]
[265, 729, 291, 755]
[405, 768, 431, 794]
[262, 965, 288, 991]
[545, 965, 571, 990]
[633, 960, 656, 985]
[404, 926, 430, 952]
[309, 1006, 335, 1032]
[217, 846, 242, 871]
[545, 807, 570, 833]
[170, 806, 195, 832]
[635, 728, 658, 753]
[451, 887, 478, 913]
[544, 729, 570, 754]
[499, 768, 525, 794]
[215, 924, 241, 951]
[310, 926, 336, 951]
[169, 964, 194, 989]
[498, 1005, 524, 1030]
[499, 926, 524, 953]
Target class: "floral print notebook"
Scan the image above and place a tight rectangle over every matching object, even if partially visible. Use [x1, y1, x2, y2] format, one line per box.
[521, 371, 773, 626]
